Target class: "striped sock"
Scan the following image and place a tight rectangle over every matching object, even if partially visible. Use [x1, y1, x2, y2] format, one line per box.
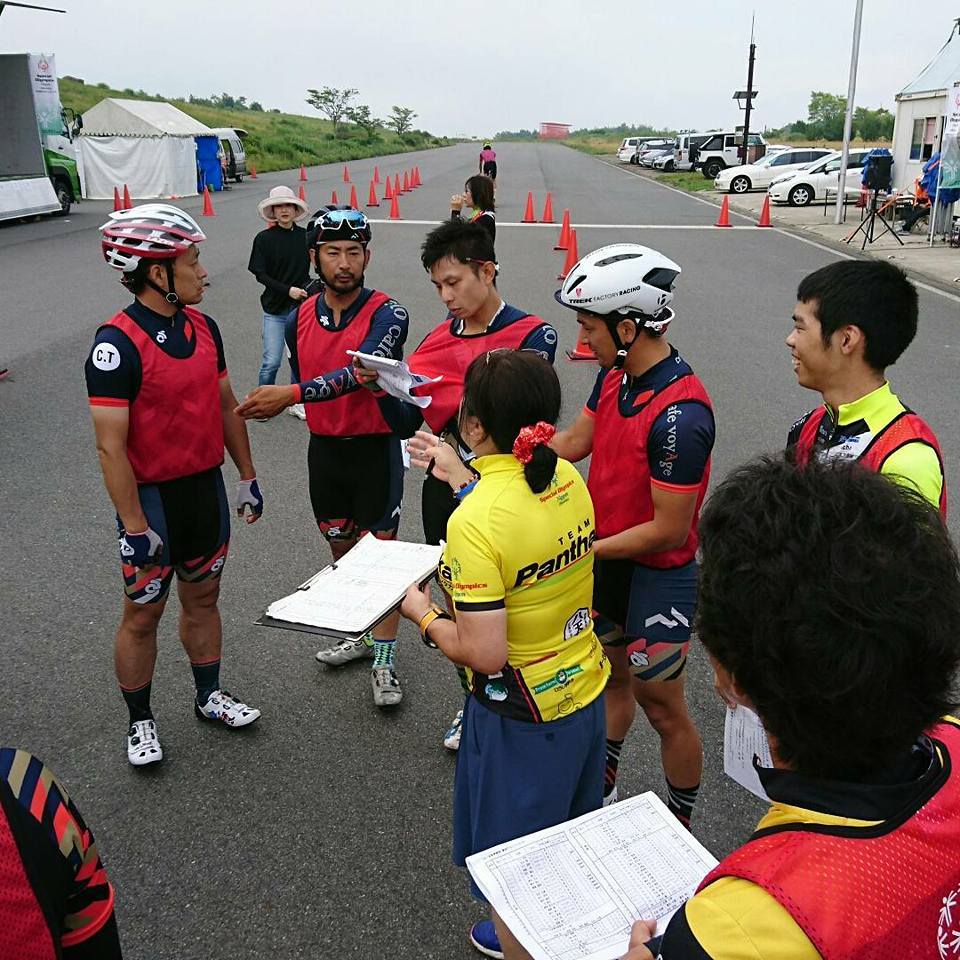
[666, 778, 700, 829]
[604, 738, 625, 798]
[372, 638, 396, 669]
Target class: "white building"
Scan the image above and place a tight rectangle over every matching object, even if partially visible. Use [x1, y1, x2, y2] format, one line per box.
[891, 21, 960, 191]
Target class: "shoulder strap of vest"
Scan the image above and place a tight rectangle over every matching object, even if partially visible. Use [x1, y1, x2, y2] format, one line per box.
[791, 407, 827, 463]
[358, 290, 391, 318]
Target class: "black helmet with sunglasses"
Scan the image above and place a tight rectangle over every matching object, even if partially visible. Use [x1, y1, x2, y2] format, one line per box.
[306, 205, 372, 248]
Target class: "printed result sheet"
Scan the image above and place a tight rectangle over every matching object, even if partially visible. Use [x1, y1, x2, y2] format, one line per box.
[723, 705, 774, 801]
[264, 536, 443, 636]
[346, 350, 442, 408]
[466, 793, 718, 960]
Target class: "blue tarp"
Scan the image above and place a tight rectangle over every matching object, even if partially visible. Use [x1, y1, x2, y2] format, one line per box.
[195, 135, 223, 193]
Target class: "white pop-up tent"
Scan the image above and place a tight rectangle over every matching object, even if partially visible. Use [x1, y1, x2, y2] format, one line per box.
[77, 98, 215, 200]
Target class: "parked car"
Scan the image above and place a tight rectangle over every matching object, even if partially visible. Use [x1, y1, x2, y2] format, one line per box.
[652, 152, 675, 171]
[212, 127, 247, 182]
[696, 131, 768, 179]
[641, 148, 674, 168]
[617, 137, 643, 162]
[768, 149, 873, 206]
[631, 139, 672, 165]
[672, 133, 713, 172]
[714, 148, 833, 193]
[765, 144, 792, 155]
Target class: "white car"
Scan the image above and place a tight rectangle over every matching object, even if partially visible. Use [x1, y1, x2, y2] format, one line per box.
[768, 149, 873, 206]
[714, 148, 833, 194]
[617, 137, 643, 162]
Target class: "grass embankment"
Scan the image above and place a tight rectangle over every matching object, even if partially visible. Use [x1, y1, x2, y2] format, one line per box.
[59, 78, 450, 173]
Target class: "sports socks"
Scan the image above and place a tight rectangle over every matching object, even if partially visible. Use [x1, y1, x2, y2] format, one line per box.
[121, 681, 153, 724]
[190, 658, 221, 706]
[666, 777, 700, 829]
[372, 638, 396, 669]
[604, 738, 625, 798]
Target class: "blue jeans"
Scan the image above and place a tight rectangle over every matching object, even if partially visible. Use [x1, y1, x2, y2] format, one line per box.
[258, 312, 288, 386]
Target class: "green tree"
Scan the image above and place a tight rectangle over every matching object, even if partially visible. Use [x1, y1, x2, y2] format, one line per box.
[388, 106, 417, 135]
[249, 101, 264, 112]
[854, 106, 894, 141]
[305, 86, 358, 134]
[346, 105, 381, 142]
[808, 91, 847, 140]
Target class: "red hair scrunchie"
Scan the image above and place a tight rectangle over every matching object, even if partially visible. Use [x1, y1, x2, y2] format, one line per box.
[512, 421, 556, 465]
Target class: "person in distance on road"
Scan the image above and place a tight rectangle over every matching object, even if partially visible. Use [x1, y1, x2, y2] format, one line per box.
[248, 185, 310, 419]
[398, 351, 609, 960]
[479, 141, 497, 182]
[619, 455, 960, 960]
[552, 244, 715, 828]
[86, 204, 263, 768]
[0, 748, 124, 958]
[236, 206, 411, 708]
[786, 259, 945, 516]
[354, 219, 558, 748]
[450, 174, 496, 246]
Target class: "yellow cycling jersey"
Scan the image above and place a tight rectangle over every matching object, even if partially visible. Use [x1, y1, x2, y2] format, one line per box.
[439, 454, 609, 722]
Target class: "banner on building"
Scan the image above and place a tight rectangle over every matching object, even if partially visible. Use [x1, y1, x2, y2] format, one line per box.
[941, 81, 960, 190]
[28, 53, 62, 138]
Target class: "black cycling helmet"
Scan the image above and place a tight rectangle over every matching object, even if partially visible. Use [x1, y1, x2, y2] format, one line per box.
[306, 205, 371, 248]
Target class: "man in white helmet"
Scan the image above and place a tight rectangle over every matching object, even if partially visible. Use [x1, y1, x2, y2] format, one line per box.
[552, 244, 715, 829]
[85, 204, 264, 768]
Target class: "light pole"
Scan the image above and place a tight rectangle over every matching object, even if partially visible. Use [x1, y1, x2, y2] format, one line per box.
[835, 0, 865, 224]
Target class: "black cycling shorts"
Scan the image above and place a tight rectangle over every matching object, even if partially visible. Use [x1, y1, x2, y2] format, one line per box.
[307, 434, 403, 541]
[482, 161, 497, 180]
[119, 467, 230, 604]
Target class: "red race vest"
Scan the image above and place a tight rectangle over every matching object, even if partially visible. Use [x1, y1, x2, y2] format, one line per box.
[0, 803, 57, 960]
[296, 290, 392, 437]
[588, 371, 712, 568]
[794, 406, 947, 519]
[105, 307, 224, 484]
[698, 719, 960, 960]
[410, 313, 546, 432]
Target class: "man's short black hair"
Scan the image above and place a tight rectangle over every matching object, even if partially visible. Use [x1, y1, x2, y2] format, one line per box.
[121, 258, 162, 295]
[797, 260, 918, 371]
[697, 454, 960, 781]
[420, 220, 495, 273]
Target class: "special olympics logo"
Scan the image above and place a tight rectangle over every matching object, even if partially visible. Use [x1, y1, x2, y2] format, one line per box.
[38, 58, 50, 72]
[938, 885, 960, 958]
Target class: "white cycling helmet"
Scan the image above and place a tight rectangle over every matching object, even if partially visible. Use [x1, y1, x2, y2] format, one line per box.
[100, 204, 206, 273]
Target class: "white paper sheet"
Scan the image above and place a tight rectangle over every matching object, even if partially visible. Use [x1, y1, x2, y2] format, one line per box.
[723, 706, 774, 801]
[466, 793, 718, 960]
[347, 350, 442, 408]
[264, 536, 443, 635]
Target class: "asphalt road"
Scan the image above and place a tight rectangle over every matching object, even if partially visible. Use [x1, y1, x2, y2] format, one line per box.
[1, 141, 958, 960]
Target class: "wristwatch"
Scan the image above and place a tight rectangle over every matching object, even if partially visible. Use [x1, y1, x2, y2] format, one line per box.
[417, 604, 451, 648]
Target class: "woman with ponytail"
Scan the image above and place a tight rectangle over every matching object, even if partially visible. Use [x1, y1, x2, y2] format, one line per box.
[400, 350, 609, 959]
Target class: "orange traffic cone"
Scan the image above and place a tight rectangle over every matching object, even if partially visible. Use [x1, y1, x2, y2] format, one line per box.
[299, 164, 308, 182]
[122, 185, 132, 210]
[330, 189, 339, 205]
[541, 192, 555, 223]
[384, 176, 394, 200]
[402, 171, 410, 193]
[566, 329, 597, 362]
[757, 194, 772, 228]
[367, 180, 380, 207]
[414, 166, 422, 186]
[349, 184, 358, 208]
[249, 163, 257, 179]
[373, 165, 380, 184]
[554, 209, 571, 250]
[113, 186, 122, 212]
[299, 185, 307, 203]
[522, 192, 536, 223]
[389, 192, 400, 220]
[343, 165, 351, 182]
[394, 173, 401, 197]
[557, 229, 579, 280]
[715, 195, 732, 227]
[201, 186, 216, 217]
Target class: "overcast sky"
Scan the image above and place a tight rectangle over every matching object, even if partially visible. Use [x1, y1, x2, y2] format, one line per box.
[2, 0, 959, 136]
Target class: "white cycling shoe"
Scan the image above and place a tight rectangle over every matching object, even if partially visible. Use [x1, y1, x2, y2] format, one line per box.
[194, 689, 261, 728]
[127, 719, 163, 767]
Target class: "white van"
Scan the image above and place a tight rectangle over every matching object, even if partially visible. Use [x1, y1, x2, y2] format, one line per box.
[212, 127, 247, 182]
[617, 137, 643, 162]
[673, 133, 712, 172]
[768, 149, 873, 206]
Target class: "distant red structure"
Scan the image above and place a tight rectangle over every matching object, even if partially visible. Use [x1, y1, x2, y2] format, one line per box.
[539, 122, 571, 140]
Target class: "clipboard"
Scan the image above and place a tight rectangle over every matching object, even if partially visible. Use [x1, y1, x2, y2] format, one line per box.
[256, 536, 444, 640]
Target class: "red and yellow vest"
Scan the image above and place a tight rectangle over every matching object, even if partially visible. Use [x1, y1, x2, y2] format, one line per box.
[103, 307, 223, 484]
[698, 718, 960, 959]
